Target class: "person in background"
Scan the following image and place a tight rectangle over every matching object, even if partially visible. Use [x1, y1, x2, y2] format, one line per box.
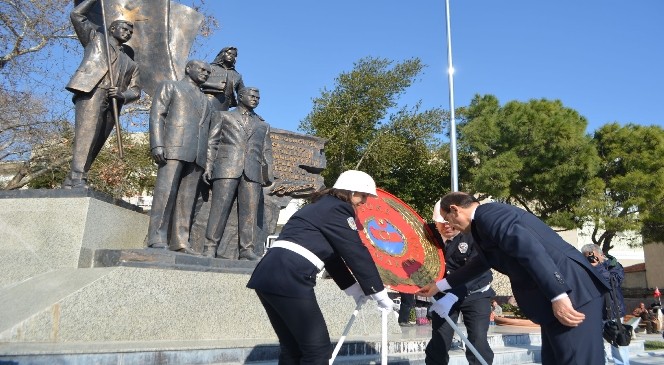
[423, 199, 494, 365]
[398, 292, 416, 327]
[633, 302, 660, 334]
[490, 299, 503, 326]
[581, 244, 630, 365]
[247, 170, 394, 364]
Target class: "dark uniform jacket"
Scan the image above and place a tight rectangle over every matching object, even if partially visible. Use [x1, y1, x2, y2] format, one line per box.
[433, 228, 493, 301]
[66, 0, 140, 103]
[445, 203, 610, 325]
[206, 109, 274, 184]
[149, 80, 212, 167]
[247, 195, 384, 298]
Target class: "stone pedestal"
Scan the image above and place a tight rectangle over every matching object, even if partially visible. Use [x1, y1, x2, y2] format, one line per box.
[0, 189, 149, 289]
[0, 189, 398, 346]
[0, 267, 397, 343]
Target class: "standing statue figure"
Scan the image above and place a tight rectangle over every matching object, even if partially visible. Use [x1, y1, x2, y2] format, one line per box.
[63, 0, 141, 189]
[147, 60, 213, 254]
[201, 46, 245, 112]
[188, 46, 245, 253]
[203, 87, 274, 260]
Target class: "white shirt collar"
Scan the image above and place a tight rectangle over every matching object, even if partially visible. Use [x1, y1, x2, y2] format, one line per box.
[470, 204, 478, 221]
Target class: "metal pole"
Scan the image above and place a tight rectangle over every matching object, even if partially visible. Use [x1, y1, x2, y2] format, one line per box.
[100, 0, 124, 159]
[381, 309, 388, 365]
[444, 0, 458, 192]
[329, 302, 363, 364]
[442, 315, 489, 365]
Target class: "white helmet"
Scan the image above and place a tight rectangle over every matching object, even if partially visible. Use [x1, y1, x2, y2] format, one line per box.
[432, 199, 447, 223]
[333, 170, 378, 197]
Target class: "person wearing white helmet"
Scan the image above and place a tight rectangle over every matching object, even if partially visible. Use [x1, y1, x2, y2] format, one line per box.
[425, 199, 494, 365]
[247, 170, 393, 364]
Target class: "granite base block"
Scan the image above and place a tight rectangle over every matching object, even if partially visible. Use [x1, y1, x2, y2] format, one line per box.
[0, 190, 148, 288]
[0, 267, 399, 343]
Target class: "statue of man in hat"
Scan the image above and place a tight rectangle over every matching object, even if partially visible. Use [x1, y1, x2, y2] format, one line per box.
[63, 0, 141, 188]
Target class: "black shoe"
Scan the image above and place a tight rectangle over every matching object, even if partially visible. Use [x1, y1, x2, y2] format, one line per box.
[238, 250, 260, 261]
[399, 322, 415, 327]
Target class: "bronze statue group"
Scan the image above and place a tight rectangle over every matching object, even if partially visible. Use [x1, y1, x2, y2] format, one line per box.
[63, 0, 271, 260]
[63, 1, 619, 364]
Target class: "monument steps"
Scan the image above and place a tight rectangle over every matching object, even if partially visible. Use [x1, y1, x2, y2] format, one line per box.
[0, 334, 648, 364]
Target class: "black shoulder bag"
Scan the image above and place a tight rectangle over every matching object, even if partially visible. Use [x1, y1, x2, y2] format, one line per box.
[602, 275, 632, 347]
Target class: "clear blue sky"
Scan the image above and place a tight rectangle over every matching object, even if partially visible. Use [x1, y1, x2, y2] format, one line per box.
[186, 0, 664, 135]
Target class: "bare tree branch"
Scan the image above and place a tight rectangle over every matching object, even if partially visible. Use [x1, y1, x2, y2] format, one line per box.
[3, 155, 71, 190]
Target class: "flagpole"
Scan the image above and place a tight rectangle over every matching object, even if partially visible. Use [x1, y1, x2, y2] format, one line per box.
[444, 0, 458, 192]
[100, 0, 124, 159]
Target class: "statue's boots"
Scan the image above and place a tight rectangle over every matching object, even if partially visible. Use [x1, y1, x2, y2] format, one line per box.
[201, 244, 217, 258]
[62, 171, 89, 189]
[238, 249, 259, 261]
[170, 246, 199, 255]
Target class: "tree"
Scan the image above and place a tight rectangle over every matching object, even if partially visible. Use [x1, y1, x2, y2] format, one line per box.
[0, 0, 77, 189]
[299, 57, 448, 216]
[579, 123, 664, 253]
[0, 89, 72, 189]
[28, 130, 157, 198]
[0, 0, 73, 71]
[458, 95, 600, 229]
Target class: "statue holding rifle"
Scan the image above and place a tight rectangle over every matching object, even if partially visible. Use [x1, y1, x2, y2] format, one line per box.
[63, 0, 141, 189]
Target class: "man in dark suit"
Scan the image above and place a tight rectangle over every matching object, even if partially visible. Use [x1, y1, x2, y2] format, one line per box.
[147, 60, 212, 254]
[204, 87, 274, 260]
[63, 0, 141, 188]
[419, 192, 610, 365]
[425, 200, 494, 365]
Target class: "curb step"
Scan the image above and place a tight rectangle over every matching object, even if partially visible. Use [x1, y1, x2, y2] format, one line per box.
[0, 334, 654, 365]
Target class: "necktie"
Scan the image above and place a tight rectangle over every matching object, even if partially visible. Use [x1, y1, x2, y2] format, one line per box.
[444, 239, 453, 252]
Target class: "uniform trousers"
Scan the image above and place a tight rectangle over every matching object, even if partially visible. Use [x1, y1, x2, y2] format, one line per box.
[540, 295, 604, 365]
[426, 295, 493, 365]
[398, 293, 416, 324]
[256, 290, 332, 365]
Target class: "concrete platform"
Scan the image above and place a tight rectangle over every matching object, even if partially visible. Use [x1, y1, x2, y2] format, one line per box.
[0, 324, 661, 364]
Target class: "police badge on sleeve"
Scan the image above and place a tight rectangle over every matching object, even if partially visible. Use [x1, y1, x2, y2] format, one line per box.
[458, 242, 469, 253]
[347, 217, 358, 230]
